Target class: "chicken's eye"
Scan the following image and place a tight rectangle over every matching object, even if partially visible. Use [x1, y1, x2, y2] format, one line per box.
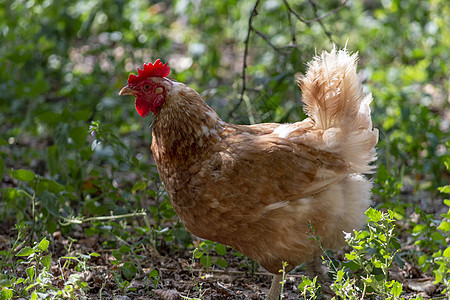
[143, 84, 151, 91]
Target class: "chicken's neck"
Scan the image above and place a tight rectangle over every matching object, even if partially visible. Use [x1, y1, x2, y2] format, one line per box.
[151, 85, 224, 167]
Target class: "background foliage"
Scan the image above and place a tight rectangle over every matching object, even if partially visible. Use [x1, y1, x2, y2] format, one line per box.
[0, 0, 448, 298]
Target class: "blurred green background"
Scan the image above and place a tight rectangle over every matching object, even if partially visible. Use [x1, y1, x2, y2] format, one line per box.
[0, 0, 449, 295]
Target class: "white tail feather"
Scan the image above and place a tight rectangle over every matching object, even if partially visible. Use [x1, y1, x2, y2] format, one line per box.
[298, 48, 378, 173]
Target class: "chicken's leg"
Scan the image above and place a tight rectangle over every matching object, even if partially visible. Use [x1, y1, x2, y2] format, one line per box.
[266, 274, 282, 300]
[306, 256, 327, 282]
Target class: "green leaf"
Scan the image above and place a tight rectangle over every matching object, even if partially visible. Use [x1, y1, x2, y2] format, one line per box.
[418, 254, 428, 266]
[215, 257, 228, 268]
[40, 192, 60, 217]
[30, 290, 39, 300]
[36, 237, 49, 252]
[69, 126, 88, 148]
[298, 276, 312, 290]
[149, 269, 159, 277]
[390, 280, 402, 297]
[119, 245, 131, 254]
[46, 216, 57, 234]
[42, 253, 52, 269]
[37, 111, 63, 125]
[112, 250, 122, 261]
[437, 221, 450, 232]
[121, 262, 138, 280]
[11, 169, 35, 182]
[26, 266, 35, 281]
[16, 246, 34, 257]
[132, 181, 147, 193]
[412, 224, 427, 234]
[47, 145, 59, 176]
[200, 255, 212, 268]
[332, 269, 342, 282]
[438, 185, 450, 194]
[149, 269, 159, 288]
[433, 269, 443, 284]
[0, 278, 12, 288]
[345, 252, 358, 260]
[0, 287, 13, 299]
[342, 260, 360, 271]
[443, 246, 450, 258]
[430, 231, 445, 243]
[365, 208, 382, 222]
[214, 243, 226, 256]
[73, 110, 92, 121]
[376, 164, 390, 182]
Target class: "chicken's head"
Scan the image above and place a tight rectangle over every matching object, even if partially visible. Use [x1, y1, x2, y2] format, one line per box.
[119, 59, 171, 117]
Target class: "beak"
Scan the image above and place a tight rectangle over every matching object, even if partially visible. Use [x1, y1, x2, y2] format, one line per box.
[119, 86, 138, 96]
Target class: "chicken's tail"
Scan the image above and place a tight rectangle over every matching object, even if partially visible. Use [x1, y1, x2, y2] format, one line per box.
[298, 48, 378, 173]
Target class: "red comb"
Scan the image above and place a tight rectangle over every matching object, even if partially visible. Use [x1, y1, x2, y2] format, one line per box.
[127, 59, 170, 85]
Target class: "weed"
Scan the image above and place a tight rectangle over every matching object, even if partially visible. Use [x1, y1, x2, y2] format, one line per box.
[192, 240, 228, 271]
[432, 158, 450, 296]
[344, 208, 403, 298]
[0, 235, 89, 299]
[279, 261, 288, 299]
[298, 275, 321, 300]
[148, 269, 160, 289]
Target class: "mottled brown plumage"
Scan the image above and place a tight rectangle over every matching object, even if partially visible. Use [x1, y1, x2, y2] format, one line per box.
[120, 48, 378, 299]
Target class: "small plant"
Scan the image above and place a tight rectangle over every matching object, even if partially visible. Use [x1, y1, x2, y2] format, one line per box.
[0, 228, 90, 299]
[185, 241, 228, 299]
[344, 208, 403, 299]
[432, 158, 450, 296]
[3, 168, 66, 236]
[279, 261, 288, 299]
[298, 275, 321, 300]
[15, 237, 53, 295]
[233, 251, 259, 275]
[5, 236, 87, 299]
[112, 245, 138, 280]
[411, 206, 447, 272]
[330, 269, 360, 300]
[192, 240, 228, 271]
[148, 269, 160, 289]
[305, 208, 407, 299]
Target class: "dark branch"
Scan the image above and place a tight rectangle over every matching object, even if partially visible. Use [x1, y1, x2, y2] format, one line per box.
[254, 30, 296, 53]
[283, 0, 348, 24]
[229, 0, 260, 119]
[308, 0, 336, 45]
[286, 4, 297, 46]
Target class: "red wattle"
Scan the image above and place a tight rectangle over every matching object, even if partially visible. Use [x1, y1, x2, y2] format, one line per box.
[135, 97, 151, 117]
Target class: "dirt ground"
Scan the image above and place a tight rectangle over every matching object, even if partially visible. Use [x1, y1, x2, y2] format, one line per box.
[0, 219, 444, 300]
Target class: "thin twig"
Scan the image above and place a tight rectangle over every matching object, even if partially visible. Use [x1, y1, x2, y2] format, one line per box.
[59, 211, 148, 226]
[286, 4, 297, 46]
[229, 0, 261, 119]
[308, 0, 335, 45]
[254, 30, 296, 53]
[283, 0, 348, 24]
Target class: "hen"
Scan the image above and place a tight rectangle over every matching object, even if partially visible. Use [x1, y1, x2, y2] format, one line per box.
[119, 49, 378, 299]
